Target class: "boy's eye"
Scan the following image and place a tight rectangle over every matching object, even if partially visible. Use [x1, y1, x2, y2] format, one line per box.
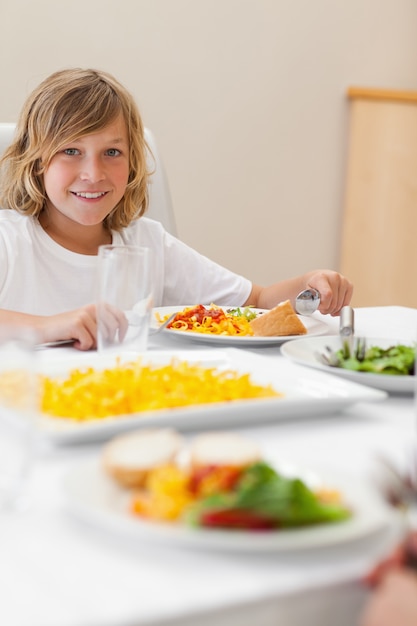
[63, 148, 79, 156]
[106, 148, 121, 157]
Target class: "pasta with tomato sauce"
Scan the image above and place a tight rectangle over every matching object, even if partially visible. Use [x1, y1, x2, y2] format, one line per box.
[157, 304, 254, 336]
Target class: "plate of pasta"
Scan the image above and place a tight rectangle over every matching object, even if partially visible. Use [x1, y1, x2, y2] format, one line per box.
[151, 305, 330, 346]
[2, 347, 386, 444]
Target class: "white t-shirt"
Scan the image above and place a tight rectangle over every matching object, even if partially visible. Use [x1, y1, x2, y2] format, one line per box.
[0, 211, 252, 315]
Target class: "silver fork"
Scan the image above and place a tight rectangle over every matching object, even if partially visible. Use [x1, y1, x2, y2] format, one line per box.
[36, 312, 178, 347]
[316, 336, 367, 367]
[148, 312, 177, 335]
[355, 336, 367, 362]
[315, 345, 340, 367]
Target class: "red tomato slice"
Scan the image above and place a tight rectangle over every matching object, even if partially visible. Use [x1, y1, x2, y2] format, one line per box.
[200, 508, 276, 530]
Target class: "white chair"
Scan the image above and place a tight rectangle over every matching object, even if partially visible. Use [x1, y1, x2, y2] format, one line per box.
[0, 122, 177, 236]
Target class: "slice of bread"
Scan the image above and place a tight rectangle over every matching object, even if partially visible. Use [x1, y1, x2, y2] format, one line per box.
[249, 299, 307, 337]
[189, 431, 261, 469]
[103, 428, 185, 488]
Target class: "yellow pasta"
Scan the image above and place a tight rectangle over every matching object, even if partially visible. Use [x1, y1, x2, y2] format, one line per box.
[40, 358, 282, 421]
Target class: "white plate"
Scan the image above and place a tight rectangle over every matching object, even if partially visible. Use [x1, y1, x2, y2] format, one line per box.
[281, 336, 415, 394]
[32, 348, 387, 445]
[62, 457, 397, 552]
[151, 306, 329, 346]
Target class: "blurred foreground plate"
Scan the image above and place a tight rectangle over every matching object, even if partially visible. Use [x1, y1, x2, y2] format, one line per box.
[62, 457, 398, 552]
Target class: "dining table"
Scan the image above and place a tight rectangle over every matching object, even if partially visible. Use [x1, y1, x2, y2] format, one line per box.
[0, 305, 415, 626]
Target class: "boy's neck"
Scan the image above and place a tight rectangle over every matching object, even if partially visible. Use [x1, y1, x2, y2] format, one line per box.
[38, 212, 112, 255]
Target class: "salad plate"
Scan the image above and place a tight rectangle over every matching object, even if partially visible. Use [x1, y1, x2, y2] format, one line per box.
[151, 306, 330, 347]
[30, 348, 387, 445]
[281, 336, 415, 394]
[62, 457, 398, 552]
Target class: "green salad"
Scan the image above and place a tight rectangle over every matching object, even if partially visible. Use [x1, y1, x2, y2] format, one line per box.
[335, 343, 415, 376]
[185, 462, 351, 530]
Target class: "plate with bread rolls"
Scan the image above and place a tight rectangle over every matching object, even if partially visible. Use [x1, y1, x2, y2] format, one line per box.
[62, 429, 397, 552]
[151, 301, 329, 346]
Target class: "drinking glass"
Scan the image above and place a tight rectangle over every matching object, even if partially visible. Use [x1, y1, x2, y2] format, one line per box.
[0, 327, 39, 512]
[97, 245, 152, 354]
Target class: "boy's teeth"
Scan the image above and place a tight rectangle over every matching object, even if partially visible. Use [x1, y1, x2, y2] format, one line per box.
[75, 192, 105, 199]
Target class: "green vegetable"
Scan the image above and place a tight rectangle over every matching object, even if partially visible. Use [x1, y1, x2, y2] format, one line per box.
[335, 344, 415, 376]
[227, 306, 258, 321]
[184, 462, 351, 530]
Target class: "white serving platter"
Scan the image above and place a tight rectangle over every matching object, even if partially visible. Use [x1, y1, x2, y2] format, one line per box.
[24, 348, 388, 445]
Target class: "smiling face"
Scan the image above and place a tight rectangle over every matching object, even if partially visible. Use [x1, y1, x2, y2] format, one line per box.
[42, 114, 130, 238]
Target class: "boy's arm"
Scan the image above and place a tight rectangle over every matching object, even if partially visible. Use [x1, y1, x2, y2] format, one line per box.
[244, 269, 353, 316]
[0, 305, 98, 350]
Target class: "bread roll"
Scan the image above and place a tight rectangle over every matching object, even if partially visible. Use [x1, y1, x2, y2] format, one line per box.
[249, 300, 307, 337]
[103, 428, 184, 488]
[189, 431, 261, 468]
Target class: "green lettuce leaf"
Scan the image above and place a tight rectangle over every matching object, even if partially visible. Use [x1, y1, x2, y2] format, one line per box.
[336, 344, 415, 376]
[184, 462, 351, 529]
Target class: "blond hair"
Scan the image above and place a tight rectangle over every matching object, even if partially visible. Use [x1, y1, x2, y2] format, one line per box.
[0, 68, 150, 230]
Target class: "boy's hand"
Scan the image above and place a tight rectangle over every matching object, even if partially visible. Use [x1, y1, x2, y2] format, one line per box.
[305, 270, 353, 316]
[360, 569, 417, 626]
[38, 305, 99, 351]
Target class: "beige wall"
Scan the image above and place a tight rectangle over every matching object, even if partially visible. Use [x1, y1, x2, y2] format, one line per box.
[1, 0, 417, 287]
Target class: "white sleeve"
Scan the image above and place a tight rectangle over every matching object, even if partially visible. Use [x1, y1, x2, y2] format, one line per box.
[160, 230, 252, 306]
[0, 227, 11, 295]
[119, 218, 252, 307]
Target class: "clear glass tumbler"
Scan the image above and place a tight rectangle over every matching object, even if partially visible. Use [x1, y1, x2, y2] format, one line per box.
[96, 245, 152, 354]
[0, 327, 39, 512]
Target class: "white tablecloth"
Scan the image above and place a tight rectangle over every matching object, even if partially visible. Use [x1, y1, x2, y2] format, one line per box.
[0, 306, 415, 626]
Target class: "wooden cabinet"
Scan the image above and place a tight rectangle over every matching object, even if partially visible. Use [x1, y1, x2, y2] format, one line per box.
[340, 87, 417, 307]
